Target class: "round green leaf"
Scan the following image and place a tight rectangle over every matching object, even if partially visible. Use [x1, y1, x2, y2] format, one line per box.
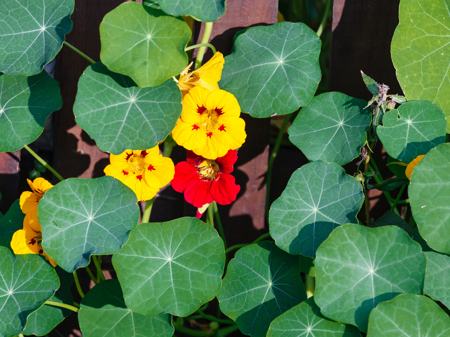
[113, 217, 225, 317]
[377, 100, 446, 162]
[289, 92, 370, 165]
[0, 72, 62, 152]
[267, 298, 361, 337]
[39, 176, 140, 273]
[145, 0, 225, 21]
[424, 251, 450, 309]
[367, 294, 450, 337]
[315, 224, 425, 331]
[0, 200, 23, 249]
[0, 247, 59, 337]
[218, 241, 306, 337]
[391, 0, 450, 132]
[221, 22, 321, 118]
[79, 280, 173, 337]
[409, 143, 450, 254]
[100, 2, 191, 88]
[269, 161, 364, 257]
[0, 0, 74, 75]
[74, 64, 181, 154]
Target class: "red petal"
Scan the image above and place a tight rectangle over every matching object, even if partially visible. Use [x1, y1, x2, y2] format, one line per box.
[186, 151, 201, 165]
[171, 162, 198, 192]
[210, 173, 240, 205]
[184, 180, 214, 208]
[216, 150, 238, 174]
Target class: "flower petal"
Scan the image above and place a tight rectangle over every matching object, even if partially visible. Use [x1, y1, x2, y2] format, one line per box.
[210, 173, 240, 205]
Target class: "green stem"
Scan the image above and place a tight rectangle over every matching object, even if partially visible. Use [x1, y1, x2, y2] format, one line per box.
[73, 271, 85, 298]
[316, 0, 332, 37]
[185, 42, 216, 54]
[23, 145, 64, 181]
[93, 256, 105, 282]
[226, 232, 270, 254]
[195, 22, 214, 69]
[163, 136, 176, 157]
[63, 41, 96, 64]
[45, 300, 79, 313]
[207, 205, 214, 226]
[85, 266, 97, 284]
[212, 202, 226, 246]
[196, 309, 234, 325]
[305, 266, 315, 298]
[369, 161, 397, 211]
[142, 199, 153, 223]
[216, 325, 239, 337]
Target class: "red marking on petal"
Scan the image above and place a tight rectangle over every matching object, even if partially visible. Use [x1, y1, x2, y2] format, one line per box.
[192, 124, 200, 130]
[215, 107, 223, 116]
[29, 238, 37, 245]
[141, 150, 148, 157]
[218, 124, 226, 132]
[39, 249, 44, 254]
[197, 105, 207, 114]
[125, 152, 133, 161]
[122, 170, 129, 176]
[147, 164, 155, 171]
[136, 175, 143, 181]
[206, 131, 213, 138]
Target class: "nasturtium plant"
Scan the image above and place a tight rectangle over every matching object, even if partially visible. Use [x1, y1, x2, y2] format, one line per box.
[391, 0, 450, 132]
[113, 217, 225, 317]
[269, 161, 364, 257]
[289, 92, 370, 165]
[424, 251, 450, 309]
[0, 0, 74, 76]
[218, 241, 306, 337]
[74, 63, 182, 154]
[144, 0, 226, 22]
[0, 72, 62, 152]
[100, 2, 191, 88]
[221, 22, 321, 118]
[315, 224, 425, 331]
[39, 176, 140, 272]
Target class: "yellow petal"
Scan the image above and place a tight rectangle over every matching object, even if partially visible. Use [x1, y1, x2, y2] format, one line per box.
[194, 52, 224, 89]
[145, 155, 175, 188]
[29, 177, 53, 194]
[19, 191, 37, 214]
[405, 155, 425, 180]
[205, 89, 241, 118]
[11, 230, 39, 255]
[24, 211, 42, 233]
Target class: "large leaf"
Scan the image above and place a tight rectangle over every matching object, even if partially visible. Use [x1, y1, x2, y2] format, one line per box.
[0, 0, 73, 75]
[0, 247, 59, 337]
[377, 100, 446, 162]
[391, 0, 450, 132]
[315, 224, 425, 331]
[218, 241, 305, 337]
[0, 72, 62, 152]
[74, 64, 181, 154]
[267, 298, 360, 337]
[269, 161, 364, 257]
[289, 92, 370, 165]
[424, 251, 450, 309]
[0, 200, 23, 249]
[145, 0, 225, 21]
[100, 2, 191, 88]
[367, 294, 450, 337]
[221, 22, 321, 118]
[39, 177, 139, 272]
[79, 280, 173, 337]
[113, 217, 225, 317]
[409, 143, 450, 253]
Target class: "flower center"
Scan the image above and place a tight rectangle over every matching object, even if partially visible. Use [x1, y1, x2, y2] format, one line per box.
[197, 159, 220, 180]
[193, 105, 225, 137]
[126, 152, 146, 175]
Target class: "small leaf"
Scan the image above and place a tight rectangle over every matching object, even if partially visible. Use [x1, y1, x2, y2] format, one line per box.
[289, 92, 370, 165]
[0, 72, 62, 152]
[409, 143, 450, 254]
[144, 0, 225, 21]
[100, 2, 191, 87]
[269, 161, 364, 257]
[424, 251, 450, 309]
[79, 280, 173, 337]
[221, 22, 321, 118]
[0, 0, 74, 75]
[367, 294, 450, 336]
[315, 224, 425, 331]
[0, 247, 59, 337]
[74, 64, 181, 154]
[39, 176, 140, 272]
[113, 217, 225, 317]
[377, 100, 446, 162]
[0, 200, 23, 249]
[218, 241, 306, 337]
[360, 71, 379, 96]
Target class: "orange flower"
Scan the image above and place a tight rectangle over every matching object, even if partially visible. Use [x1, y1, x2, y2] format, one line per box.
[405, 155, 425, 180]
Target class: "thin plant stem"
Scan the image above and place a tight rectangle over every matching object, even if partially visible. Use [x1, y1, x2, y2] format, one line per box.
[207, 204, 214, 226]
[63, 41, 95, 64]
[45, 300, 79, 313]
[196, 309, 234, 325]
[226, 232, 270, 254]
[142, 199, 153, 223]
[163, 136, 176, 157]
[369, 161, 397, 212]
[23, 145, 64, 181]
[85, 266, 97, 284]
[195, 22, 214, 69]
[73, 271, 85, 298]
[305, 266, 315, 298]
[185, 42, 216, 54]
[212, 202, 226, 246]
[93, 256, 105, 282]
[316, 0, 332, 38]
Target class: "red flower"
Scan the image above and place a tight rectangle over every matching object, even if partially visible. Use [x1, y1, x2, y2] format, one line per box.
[172, 150, 241, 208]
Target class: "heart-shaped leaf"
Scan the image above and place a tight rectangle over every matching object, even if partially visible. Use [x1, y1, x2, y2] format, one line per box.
[377, 100, 446, 162]
[0, 0, 74, 75]
[315, 224, 425, 331]
[0, 72, 62, 152]
[74, 64, 181, 154]
[269, 161, 364, 257]
[79, 280, 173, 337]
[0, 200, 23, 249]
[267, 298, 361, 337]
[100, 2, 191, 88]
[218, 241, 306, 337]
[0, 247, 59, 337]
[221, 22, 321, 118]
[113, 217, 225, 317]
[409, 143, 450, 254]
[39, 176, 140, 272]
[289, 92, 370, 165]
[391, 0, 450, 132]
[144, 0, 225, 21]
[367, 294, 450, 337]
[424, 251, 450, 309]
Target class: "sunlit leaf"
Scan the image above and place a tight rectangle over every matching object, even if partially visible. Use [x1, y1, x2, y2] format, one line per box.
[144, 0, 225, 21]
[423, 251, 450, 309]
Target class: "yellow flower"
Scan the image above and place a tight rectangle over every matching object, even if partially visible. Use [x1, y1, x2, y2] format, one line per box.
[104, 146, 175, 201]
[405, 155, 425, 180]
[178, 52, 224, 95]
[172, 86, 246, 160]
